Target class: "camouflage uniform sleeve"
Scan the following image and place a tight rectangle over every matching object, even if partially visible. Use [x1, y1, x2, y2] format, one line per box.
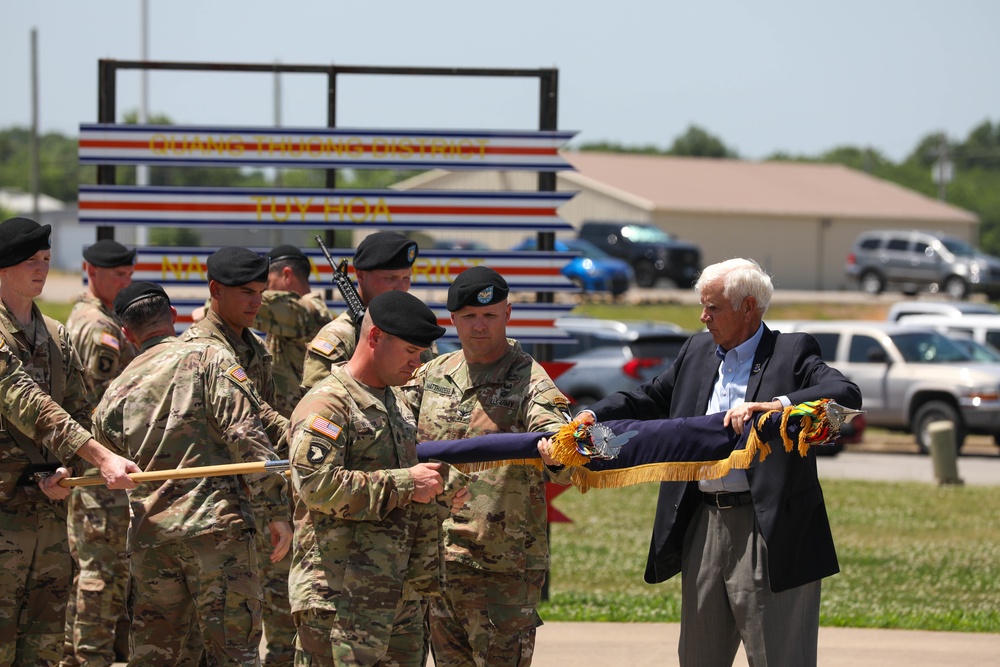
[301, 316, 354, 391]
[255, 291, 303, 339]
[204, 347, 290, 523]
[524, 362, 575, 484]
[57, 321, 95, 431]
[289, 394, 415, 520]
[0, 341, 92, 460]
[69, 316, 123, 401]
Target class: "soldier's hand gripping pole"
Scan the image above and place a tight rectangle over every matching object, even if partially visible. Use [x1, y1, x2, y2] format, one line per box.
[315, 235, 366, 327]
[58, 459, 291, 487]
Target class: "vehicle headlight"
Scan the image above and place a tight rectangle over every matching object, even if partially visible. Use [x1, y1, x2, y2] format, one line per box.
[960, 384, 1000, 404]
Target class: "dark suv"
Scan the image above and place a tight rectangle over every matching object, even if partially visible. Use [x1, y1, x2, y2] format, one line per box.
[579, 221, 702, 288]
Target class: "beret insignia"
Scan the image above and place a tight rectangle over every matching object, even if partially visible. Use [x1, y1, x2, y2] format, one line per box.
[477, 286, 494, 304]
[407, 245, 417, 263]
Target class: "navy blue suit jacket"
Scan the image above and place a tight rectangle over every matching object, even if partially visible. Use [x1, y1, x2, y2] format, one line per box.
[588, 324, 862, 592]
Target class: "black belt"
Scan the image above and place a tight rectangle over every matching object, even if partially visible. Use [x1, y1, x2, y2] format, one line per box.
[702, 491, 753, 509]
[16, 463, 60, 487]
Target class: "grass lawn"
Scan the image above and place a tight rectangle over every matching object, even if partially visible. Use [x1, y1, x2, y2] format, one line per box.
[541, 480, 1000, 632]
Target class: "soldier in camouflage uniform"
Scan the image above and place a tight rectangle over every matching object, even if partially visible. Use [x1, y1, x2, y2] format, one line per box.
[288, 291, 469, 667]
[180, 247, 294, 665]
[255, 245, 332, 418]
[0, 217, 139, 667]
[402, 266, 573, 667]
[93, 281, 293, 666]
[62, 239, 138, 667]
[301, 232, 426, 392]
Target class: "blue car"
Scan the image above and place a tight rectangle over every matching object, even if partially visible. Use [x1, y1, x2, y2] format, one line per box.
[512, 237, 635, 295]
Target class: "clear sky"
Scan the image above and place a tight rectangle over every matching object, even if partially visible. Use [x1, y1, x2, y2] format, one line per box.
[2, 0, 998, 162]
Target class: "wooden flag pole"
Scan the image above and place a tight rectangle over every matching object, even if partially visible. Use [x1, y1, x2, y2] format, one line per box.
[58, 459, 290, 487]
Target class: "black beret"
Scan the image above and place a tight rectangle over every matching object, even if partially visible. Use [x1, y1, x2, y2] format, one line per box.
[0, 217, 52, 269]
[267, 244, 306, 263]
[368, 291, 444, 348]
[353, 232, 418, 271]
[207, 247, 270, 286]
[114, 281, 169, 319]
[447, 266, 509, 312]
[83, 240, 137, 268]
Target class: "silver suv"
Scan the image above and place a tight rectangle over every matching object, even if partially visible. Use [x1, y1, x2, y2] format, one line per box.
[520, 317, 692, 412]
[844, 229, 1000, 299]
[770, 320, 1000, 453]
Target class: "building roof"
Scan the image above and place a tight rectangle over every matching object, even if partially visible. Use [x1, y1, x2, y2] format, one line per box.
[0, 188, 67, 214]
[562, 152, 978, 223]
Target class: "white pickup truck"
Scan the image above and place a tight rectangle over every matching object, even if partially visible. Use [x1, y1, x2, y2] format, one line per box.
[768, 320, 1000, 453]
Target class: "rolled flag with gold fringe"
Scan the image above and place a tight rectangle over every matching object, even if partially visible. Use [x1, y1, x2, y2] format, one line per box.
[415, 399, 863, 492]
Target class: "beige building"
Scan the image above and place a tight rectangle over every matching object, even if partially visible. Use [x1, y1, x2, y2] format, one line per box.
[395, 152, 979, 291]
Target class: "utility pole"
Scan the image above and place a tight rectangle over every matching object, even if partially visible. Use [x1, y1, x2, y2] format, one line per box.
[931, 135, 953, 202]
[136, 0, 150, 245]
[30, 28, 40, 221]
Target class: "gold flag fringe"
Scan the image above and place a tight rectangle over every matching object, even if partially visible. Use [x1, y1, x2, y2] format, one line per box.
[441, 400, 840, 491]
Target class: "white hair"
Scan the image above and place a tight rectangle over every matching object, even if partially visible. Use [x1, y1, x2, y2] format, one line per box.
[695, 258, 773, 313]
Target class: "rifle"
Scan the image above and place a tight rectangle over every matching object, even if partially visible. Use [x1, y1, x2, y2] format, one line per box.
[315, 235, 366, 327]
[57, 459, 291, 487]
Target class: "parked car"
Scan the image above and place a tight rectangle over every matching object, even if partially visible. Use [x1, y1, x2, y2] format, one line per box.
[886, 300, 999, 322]
[844, 229, 1000, 299]
[511, 237, 634, 296]
[518, 317, 693, 412]
[895, 313, 1000, 350]
[769, 319, 1000, 453]
[578, 221, 702, 288]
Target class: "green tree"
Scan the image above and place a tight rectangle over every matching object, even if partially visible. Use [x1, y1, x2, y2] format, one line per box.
[668, 125, 738, 158]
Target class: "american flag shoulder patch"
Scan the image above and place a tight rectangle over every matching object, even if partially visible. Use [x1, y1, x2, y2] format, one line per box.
[309, 338, 336, 356]
[227, 364, 249, 383]
[308, 414, 343, 441]
[99, 332, 121, 351]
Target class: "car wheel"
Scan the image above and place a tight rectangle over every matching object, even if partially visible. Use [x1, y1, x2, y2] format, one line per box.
[943, 276, 968, 300]
[859, 270, 885, 295]
[634, 261, 657, 288]
[913, 400, 965, 454]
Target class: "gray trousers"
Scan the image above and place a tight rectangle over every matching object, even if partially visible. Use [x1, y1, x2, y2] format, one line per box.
[679, 501, 821, 667]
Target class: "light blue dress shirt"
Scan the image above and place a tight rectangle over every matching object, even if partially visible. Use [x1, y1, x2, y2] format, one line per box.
[698, 324, 766, 493]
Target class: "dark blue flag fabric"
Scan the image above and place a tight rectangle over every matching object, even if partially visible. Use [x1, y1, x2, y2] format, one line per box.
[416, 400, 853, 492]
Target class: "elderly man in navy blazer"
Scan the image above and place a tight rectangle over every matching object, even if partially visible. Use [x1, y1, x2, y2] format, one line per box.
[583, 258, 862, 667]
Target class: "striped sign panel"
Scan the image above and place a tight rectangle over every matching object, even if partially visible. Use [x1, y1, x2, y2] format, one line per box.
[128, 246, 579, 292]
[78, 186, 576, 231]
[169, 298, 576, 343]
[79, 124, 577, 171]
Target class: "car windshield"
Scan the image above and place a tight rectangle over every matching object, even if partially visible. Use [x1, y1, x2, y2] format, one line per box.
[888, 331, 974, 363]
[940, 237, 977, 257]
[949, 337, 1000, 362]
[621, 224, 674, 243]
[562, 239, 611, 258]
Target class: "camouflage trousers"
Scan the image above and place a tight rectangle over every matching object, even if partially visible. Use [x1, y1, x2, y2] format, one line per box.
[254, 505, 296, 666]
[293, 598, 425, 667]
[428, 564, 545, 667]
[0, 491, 72, 667]
[62, 491, 130, 667]
[128, 530, 263, 667]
